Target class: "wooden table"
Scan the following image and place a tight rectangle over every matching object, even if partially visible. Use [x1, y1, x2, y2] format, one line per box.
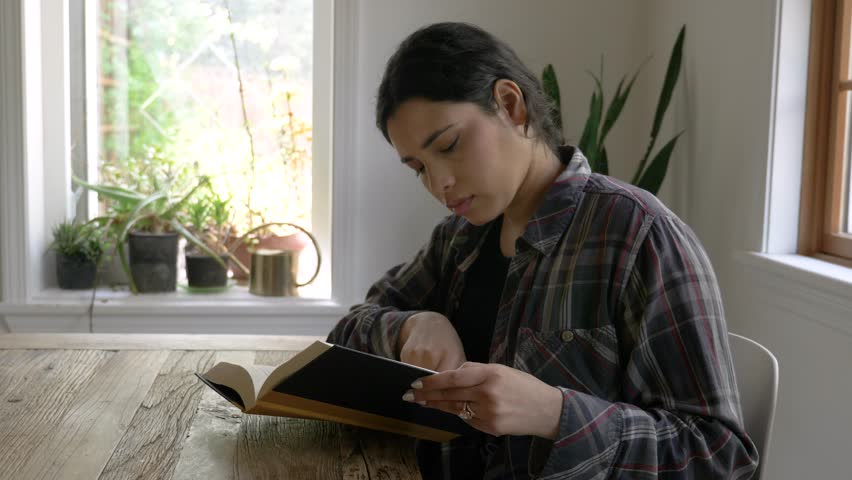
[0, 334, 422, 480]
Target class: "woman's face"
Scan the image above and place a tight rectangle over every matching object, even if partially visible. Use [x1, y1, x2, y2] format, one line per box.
[386, 97, 529, 226]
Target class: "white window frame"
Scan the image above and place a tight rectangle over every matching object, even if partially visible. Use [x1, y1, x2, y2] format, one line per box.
[0, 0, 359, 334]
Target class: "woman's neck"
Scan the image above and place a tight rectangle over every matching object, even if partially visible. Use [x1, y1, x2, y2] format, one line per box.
[499, 142, 564, 257]
[503, 142, 564, 230]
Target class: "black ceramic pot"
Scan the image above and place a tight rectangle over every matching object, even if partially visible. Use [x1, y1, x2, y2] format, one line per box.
[185, 253, 229, 288]
[128, 231, 178, 293]
[56, 254, 97, 290]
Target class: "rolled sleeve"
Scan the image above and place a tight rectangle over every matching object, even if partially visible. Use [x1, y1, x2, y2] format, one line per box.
[326, 218, 453, 359]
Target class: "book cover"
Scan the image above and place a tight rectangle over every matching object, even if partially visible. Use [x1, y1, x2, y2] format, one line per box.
[197, 342, 476, 442]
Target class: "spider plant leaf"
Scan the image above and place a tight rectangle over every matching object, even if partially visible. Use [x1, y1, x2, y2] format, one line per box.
[72, 175, 145, 204]
[119, 191, 167, 242]
[116, 241, 137, 294]
[161, 177, 210, 220]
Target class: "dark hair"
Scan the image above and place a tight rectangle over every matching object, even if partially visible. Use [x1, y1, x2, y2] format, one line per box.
[376, 22, 563, 152]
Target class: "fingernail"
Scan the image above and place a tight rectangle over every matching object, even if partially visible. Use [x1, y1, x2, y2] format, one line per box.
[411, 380, 423, 389]
[402, 390, 415, 402]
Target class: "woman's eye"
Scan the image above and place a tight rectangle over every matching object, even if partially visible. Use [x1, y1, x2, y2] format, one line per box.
[415, 166, 425, 178]
[439, 135, 459, 153]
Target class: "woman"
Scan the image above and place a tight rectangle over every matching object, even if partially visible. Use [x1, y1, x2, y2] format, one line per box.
[327, 22, 758, 479]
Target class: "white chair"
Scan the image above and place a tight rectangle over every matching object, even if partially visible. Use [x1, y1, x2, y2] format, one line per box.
[728, 332, 779, 480]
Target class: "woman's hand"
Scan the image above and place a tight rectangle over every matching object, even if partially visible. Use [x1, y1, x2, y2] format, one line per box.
[397, 312, 466, 372]
[402, 362, 564, 439]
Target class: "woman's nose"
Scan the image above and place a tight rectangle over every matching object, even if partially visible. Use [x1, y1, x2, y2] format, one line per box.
[429, 163, 455, 193]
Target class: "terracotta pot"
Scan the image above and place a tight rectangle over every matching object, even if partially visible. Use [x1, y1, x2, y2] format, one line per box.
[229, 231, 310, 280]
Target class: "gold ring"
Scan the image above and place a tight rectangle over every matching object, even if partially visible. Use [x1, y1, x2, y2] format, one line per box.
[458, 401, 475, 420]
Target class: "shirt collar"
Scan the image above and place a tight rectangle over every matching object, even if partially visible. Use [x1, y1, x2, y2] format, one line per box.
[520, 145, 591, 256]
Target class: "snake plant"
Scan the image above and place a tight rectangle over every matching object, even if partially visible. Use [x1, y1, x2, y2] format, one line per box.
[542, 25, 685, 195]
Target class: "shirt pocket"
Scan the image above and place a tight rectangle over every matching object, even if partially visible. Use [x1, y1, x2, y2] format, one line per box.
[513, 325, 620, 400]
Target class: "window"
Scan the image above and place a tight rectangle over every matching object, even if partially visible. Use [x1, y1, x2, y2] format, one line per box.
[70, 0, 330, 297]
[1, 0, 356, 332]
[800, 0, 852, 264]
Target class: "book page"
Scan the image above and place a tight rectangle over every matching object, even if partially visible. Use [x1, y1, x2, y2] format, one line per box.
[201, 362, 257, 409]
[242, 364, 275, 404]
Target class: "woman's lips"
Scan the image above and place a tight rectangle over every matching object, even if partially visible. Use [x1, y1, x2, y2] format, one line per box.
[447, 196, 474, 215]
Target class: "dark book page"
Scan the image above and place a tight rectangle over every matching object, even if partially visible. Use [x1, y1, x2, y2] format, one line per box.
[195, 373, 246, 410]
[200, 362, 257, 408]
[269, 345, 474, 435]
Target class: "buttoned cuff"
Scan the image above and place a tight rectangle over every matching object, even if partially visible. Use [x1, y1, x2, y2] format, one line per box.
[533, 387, 623, 479]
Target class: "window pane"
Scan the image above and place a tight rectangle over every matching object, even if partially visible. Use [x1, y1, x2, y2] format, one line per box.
[97, 0, 313, 241]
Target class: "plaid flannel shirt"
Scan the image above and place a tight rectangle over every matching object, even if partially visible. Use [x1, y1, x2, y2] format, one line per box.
[327, 146, 759, 479]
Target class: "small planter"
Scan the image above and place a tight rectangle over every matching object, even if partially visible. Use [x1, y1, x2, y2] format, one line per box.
[128, 231, 178, 293]
[185, 253, 229, 288]
[56, 254, 97, 290]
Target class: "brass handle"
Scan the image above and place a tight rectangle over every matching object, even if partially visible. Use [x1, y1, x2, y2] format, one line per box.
[229, 222, 322, 287]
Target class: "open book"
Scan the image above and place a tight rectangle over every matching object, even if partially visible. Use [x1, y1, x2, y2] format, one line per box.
[195, 340, 475, 442]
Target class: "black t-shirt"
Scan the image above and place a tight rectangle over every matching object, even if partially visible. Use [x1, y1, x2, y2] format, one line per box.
[453, 215, 510, 363]
[416, 216, 511, 479]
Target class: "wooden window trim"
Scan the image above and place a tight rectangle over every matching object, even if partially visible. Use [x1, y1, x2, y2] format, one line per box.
[799, 0, 852, 261]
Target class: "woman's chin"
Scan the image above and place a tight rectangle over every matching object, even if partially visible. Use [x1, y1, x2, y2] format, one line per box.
[460, 210, 500, 226]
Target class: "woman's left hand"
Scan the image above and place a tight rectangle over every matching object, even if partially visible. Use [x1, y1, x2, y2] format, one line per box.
[402, 362, 564, 439]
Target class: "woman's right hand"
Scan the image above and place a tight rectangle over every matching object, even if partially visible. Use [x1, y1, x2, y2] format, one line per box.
[397, 312, 466, 372]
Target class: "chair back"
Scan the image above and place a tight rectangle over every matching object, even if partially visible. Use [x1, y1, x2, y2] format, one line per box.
[729, 332, 779, 480]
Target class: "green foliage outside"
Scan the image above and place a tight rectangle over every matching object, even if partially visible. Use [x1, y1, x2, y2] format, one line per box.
[97, 0, 313, 236]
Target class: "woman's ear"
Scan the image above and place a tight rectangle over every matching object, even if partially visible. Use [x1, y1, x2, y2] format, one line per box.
[493, 79, 527, 127]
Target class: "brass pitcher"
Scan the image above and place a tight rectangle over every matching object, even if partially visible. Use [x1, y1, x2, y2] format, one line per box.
[229, 222, 321, 297]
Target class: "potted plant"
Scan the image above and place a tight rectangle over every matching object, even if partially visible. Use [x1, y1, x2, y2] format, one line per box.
[49, 221, 104, 290]
[72, 174, 227, 293]
[184, 191, 240, 288]
[541, 25, 686, 195]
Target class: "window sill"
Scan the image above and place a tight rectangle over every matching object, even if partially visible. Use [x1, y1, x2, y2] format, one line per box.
[733, 251, 852, 291]
[732, 251, 852, 336]
[0, 286, 349, 335]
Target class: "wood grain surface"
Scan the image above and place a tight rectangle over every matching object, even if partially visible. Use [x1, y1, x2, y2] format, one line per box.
[0, 335, 421, 480]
